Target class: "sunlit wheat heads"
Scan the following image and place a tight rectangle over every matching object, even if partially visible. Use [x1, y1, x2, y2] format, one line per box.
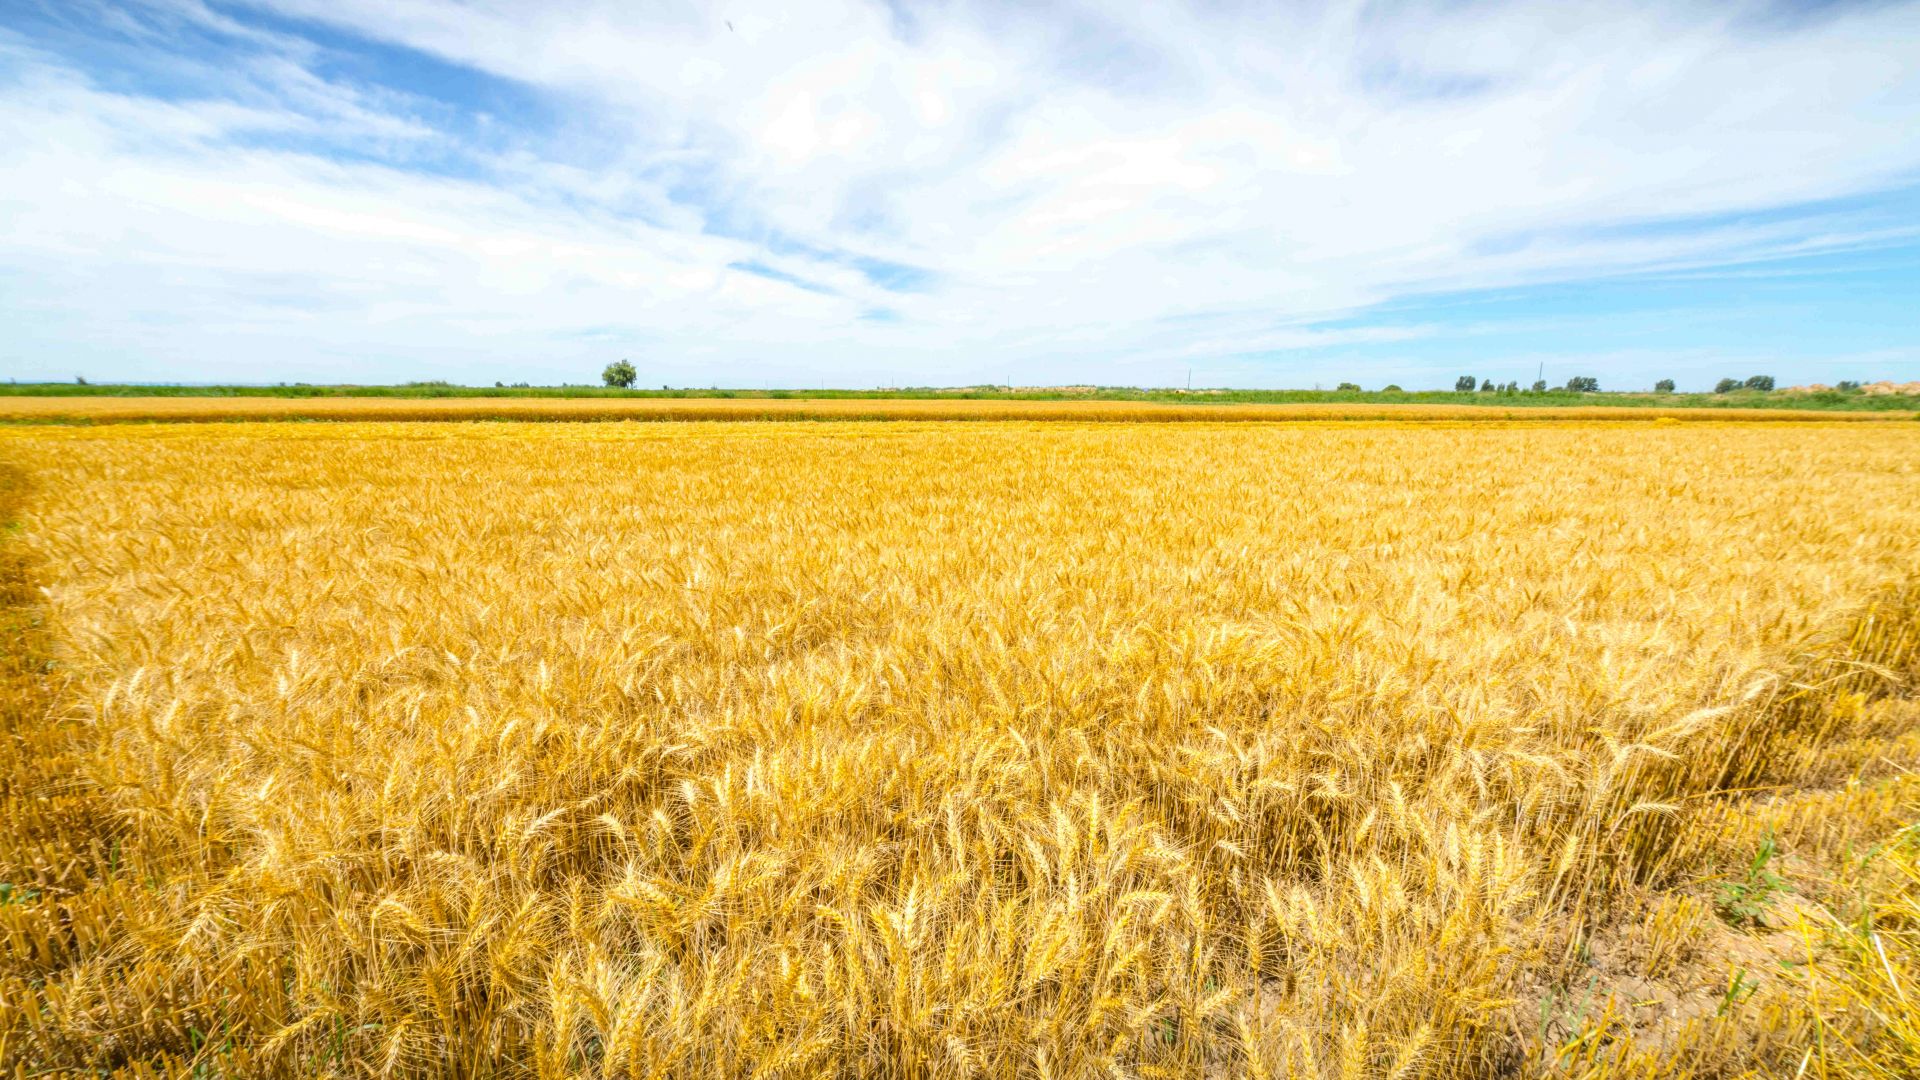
[2, 419, 1918, 1077]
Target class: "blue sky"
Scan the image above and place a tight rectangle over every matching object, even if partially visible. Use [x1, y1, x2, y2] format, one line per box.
[2, 1, 1918, 390]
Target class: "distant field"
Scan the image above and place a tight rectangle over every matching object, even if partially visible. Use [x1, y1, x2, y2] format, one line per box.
[3, 420, 1919, 1077]
[4, 381, 1919, 413]
[2, 394, 1916, 424]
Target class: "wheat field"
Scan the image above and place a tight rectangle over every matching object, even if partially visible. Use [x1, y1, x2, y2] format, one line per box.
[3, 420, 1919, 1078]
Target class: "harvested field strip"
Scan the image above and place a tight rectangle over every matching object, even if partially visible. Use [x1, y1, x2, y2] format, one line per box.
[2, 395, 1917, 424]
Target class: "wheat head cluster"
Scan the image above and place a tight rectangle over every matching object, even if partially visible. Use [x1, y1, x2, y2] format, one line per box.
[2, 420, 1920, 1079]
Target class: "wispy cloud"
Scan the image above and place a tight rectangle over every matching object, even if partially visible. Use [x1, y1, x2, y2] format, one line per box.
[2, 0, 1919, 386]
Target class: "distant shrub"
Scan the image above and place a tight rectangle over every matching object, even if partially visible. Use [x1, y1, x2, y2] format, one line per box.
[602, 361, 637, 389]
[1478, 379, 1495, 392]
[1382, 384, 1403, 392]
[1455, 375, 1477, 392]
[1566, 376, 1600, 393]
[1654, 379, 1675, 393]
[1837, 380, 1861, 392]
[1715, 378, 1741, 393]
[1336, 382, 1363, 392]
[1744, 375, 1775, 392]
[1531, 380, 1547, 393]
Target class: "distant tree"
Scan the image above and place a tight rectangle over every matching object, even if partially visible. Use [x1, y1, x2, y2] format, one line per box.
[1714, 377, 1741, 393]
[1837, 380, 1861, 392]
[1566, 376, 1600, 393]
[602, 360, 637, 389]
[1336, 381, 1363, 392]
[1530, 379, 1547, 393]
[1654, 379, 1675, 393]
[74, 375, 87, 386]
[1479, 378, 1495, 391]
[1744, 375, 1775, 392]
[1382, 384, 1404, 392]
[1502, 381, 1519, 395]
[1455, 375, 1478, 392]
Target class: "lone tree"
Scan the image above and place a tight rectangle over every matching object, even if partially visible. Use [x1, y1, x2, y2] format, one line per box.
[1744, 375, 1775, 392]
[1336, 382, 1362, 392]
[1455, 375, 1478, 392]
[1655, 379, 1675, 393]
[602, 360, 637, 389]
[1566, 376, 1600, 393]
[1715, 377, 1741, 393]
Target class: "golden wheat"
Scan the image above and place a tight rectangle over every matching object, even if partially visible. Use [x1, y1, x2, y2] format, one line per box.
[2, 420, 1918, 1078]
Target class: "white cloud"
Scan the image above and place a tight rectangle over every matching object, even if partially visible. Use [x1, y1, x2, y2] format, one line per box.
[2, 0, 1919, 384]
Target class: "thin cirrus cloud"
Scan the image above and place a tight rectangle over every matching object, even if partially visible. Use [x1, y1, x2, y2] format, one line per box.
[1, 0, 1918, 389]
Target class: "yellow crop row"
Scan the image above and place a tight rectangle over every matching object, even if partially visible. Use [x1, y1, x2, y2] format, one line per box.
[2, 394, 1916, 424]
[2, 420, 1918, 1077]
